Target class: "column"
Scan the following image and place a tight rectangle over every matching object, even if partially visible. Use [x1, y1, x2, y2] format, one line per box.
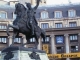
[8, 36, 12, 46]
[64, 34, 70, 60]
[51, 34, 56, 54]
[22, 35, 27, 47]
[38, 38, 42, 50]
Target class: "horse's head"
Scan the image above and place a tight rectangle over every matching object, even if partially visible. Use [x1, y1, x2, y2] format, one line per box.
[15, 3, 26, 14]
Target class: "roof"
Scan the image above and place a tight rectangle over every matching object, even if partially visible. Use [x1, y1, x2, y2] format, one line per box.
[0, 3, 80, 19]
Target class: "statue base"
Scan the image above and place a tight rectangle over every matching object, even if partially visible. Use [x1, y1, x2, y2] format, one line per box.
[1, 46, 49, 60]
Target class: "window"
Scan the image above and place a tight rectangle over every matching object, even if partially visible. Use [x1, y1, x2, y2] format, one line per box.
[68, 10, 76, 17]
[42, 36, 50, 43]
[30, 38, 35, 43]
[0, 37, 7, 43]
[14, 37, 21, 43]
[55, 35, 64, 44]
[69, 22, 77, 27]
[54, 11, 62, 18]
[56, 47, 64, 53]
[0, 12, 7, 19]
[41, 11, 48, 19]
[13, 13, 16, 19]
[55, 23, 62, 28]
[69, 34, 78, 41]
[0, 24, 7, 29]
[71, 46, 78, 52]
[41, 23, 49, 29]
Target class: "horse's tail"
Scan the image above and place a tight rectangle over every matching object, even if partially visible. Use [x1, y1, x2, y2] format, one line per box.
[6, 24, 10, 36]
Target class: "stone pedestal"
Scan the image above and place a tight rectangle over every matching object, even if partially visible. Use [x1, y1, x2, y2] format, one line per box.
[1, 46, 49, 60]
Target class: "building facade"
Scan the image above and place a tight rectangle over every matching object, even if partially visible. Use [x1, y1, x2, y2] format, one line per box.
[0, 0, 46, 7]
[18, 0, 46, 5]
[0, 2, 80, 60]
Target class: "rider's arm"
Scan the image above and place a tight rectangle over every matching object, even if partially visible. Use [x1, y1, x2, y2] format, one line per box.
[34, 0, 40, 10]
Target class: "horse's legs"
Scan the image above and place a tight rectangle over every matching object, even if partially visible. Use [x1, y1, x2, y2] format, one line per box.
[8, 24, 19, 29]
[41, 30, 46, 43]
[10, 32, 18, 46]
[7, 24, 10, 36]
[34, 33, 40, 49]
[7, 24, 19, 36]
[22, 36, 30, 47]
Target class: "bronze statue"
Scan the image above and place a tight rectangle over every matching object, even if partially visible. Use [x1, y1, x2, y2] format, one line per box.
[6, 0, 46, 49]
[25, 0, 40, 35]
[29, 51, 40, 59]
[4, 51, 14, 60]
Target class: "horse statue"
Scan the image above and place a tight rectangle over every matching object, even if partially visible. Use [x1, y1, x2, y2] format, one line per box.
[6, 2, 46, 49]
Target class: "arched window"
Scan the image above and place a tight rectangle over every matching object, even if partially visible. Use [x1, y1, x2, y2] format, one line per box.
[54, 11, 62, 18]
[41, 11, 48, 19]
[0, 11, 7, 19]
[68, 9, 76, 17]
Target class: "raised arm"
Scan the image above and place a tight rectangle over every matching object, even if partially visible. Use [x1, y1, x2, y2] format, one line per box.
[34, 0, 40, 10]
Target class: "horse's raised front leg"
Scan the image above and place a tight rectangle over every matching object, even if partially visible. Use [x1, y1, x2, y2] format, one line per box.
[9, 24, 19, 30]
[7, 24, 19, 36]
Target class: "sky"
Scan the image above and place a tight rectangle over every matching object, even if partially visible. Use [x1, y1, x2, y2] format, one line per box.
[47, 0, 80, 5]
[4, 0, 80, 5]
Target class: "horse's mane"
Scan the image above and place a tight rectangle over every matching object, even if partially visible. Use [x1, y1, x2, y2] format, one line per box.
[15, 3, 26, 11]
[20, 4, 26, 11]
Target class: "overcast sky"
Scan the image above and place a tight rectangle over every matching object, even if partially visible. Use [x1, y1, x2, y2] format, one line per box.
[47, 0, 80, 5]
[4, 0, 80, 5]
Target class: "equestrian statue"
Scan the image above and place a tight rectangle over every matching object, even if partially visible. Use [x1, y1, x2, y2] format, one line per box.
[6, 0, 46, 49]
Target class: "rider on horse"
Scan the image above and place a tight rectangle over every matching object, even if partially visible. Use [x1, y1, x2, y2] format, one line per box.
[6, 1, 46, 48]
[25, 0, 40, 35]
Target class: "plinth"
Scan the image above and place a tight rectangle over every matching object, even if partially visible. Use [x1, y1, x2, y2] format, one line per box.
[1, 46, 49, 60]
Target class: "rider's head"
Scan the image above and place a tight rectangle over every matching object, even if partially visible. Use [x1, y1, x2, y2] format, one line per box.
[26, 3, 32, 10]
